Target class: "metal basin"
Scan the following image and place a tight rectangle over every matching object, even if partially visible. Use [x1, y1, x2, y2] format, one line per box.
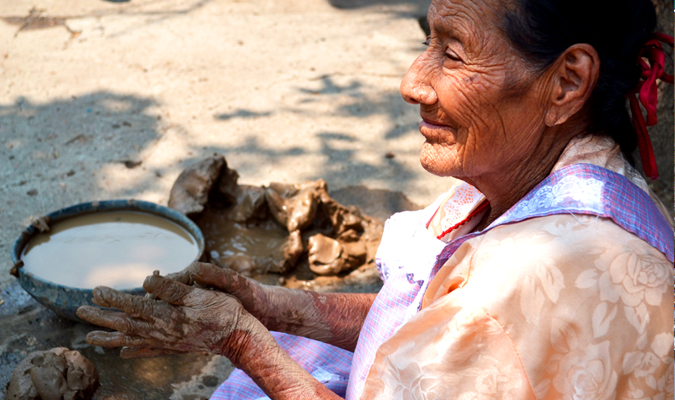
[11, 199, 204, 322]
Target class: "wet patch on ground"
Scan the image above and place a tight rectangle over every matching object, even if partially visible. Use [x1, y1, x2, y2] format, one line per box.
[0, 7, 79, 38]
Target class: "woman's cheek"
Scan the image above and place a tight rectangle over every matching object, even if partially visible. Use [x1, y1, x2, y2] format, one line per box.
[453, 87, 497, 138]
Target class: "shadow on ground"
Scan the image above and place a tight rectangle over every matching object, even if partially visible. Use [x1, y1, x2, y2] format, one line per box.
[292, 74, 419, 140]
[207, 73, 424, 192]
[0, 92, 165, 199]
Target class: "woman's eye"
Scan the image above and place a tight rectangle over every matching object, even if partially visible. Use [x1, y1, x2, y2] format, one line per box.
[445, 50, 462, 62]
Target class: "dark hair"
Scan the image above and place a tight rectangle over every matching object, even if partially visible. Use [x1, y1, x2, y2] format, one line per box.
[503, 0, 658, 163]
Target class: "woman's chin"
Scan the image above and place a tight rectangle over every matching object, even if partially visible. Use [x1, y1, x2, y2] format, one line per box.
[419, 146, 460, 177]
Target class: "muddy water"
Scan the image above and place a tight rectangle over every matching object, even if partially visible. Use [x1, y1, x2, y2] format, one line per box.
[197, 207, 287, 269]
[21, 211, 199, 289]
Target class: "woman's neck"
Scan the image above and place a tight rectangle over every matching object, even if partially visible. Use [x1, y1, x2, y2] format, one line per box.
[468, 133, 579, 232]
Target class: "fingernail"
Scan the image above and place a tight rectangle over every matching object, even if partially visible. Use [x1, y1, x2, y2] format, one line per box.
[76, 306, 91, 318]
[85, 331, 103, 345]
[92, 288, 111, 307]
[88, 331, 114, 344]
[143, 273, 160, 288]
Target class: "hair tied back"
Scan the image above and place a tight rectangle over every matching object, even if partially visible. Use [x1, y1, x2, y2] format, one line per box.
[627, 33, 673, 180]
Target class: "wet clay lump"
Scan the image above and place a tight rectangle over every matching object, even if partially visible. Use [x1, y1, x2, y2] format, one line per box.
[21, 211, 199, 290]
[168, 155, 383, 283]
[6, 347, 99, 400]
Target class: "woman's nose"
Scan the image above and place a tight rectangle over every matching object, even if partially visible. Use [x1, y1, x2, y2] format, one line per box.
[400, 54, 438, 105]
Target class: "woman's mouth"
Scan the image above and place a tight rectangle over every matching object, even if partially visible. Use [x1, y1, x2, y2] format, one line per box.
[419, 118, 457, 143]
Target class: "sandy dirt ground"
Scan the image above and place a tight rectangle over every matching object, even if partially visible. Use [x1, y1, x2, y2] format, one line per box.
[0, 0, 442, 397]
[0, 0, 672, 398]
[0, 0, 447, 293]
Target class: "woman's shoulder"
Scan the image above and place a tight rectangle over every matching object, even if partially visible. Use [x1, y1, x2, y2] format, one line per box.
[426, 213, 672, 309]
[471, 213, 671, 282]
[552, 135, 673, 227]
[432, 213, 673, 320]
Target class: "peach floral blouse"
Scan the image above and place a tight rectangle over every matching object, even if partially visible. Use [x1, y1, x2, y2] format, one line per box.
[360, 137, 674, 400]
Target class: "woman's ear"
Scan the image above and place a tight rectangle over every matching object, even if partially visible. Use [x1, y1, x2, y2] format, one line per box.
[544, 44, 600, 127]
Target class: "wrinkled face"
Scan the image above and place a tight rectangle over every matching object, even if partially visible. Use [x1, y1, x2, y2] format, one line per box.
[401, 0, 549, 179]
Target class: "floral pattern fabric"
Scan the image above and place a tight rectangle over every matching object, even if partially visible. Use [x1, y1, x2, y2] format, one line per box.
[360, 137, 674, 400]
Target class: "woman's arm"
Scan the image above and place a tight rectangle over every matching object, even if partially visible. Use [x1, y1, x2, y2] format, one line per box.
[173, 262, 376, 352]
[227, 320, 343, 400]
[77, 274, 343, 400]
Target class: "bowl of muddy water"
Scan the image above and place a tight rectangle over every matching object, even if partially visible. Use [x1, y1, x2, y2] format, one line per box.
[11, 200, 204, 322]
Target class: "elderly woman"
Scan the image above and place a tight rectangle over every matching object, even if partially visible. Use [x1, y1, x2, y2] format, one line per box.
[77, 0, 674, 398]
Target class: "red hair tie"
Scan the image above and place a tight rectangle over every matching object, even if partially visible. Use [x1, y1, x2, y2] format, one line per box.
[627, 33, 673, 180]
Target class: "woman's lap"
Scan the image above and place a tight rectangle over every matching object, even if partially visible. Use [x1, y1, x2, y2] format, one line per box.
[210, 332, 353, 400]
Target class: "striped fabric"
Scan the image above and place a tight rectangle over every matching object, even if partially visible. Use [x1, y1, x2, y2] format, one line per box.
[211, 163, 674, 400]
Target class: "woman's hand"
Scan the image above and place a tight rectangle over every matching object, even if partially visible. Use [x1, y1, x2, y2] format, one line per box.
[166, 262, 376, 351]
[77, 272, 343, 400]
[76, 272, 261, 362]
[160, 262, 269, 320]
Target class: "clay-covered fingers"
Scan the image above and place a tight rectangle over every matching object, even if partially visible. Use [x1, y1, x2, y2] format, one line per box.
[187, 263, 268, 319]
[90, 286, 172, 321]
[155, 262, 221, 288]
[143, 273, 197, 306]
[85, 331, 157, 348]
[144, 264, 208, 300]
[120, 347, 188, 359]
[163, 266, 196, 286]
[77, 306, 154, 335]
[188, 262, 246, 292]
[145, 267, 195, 300]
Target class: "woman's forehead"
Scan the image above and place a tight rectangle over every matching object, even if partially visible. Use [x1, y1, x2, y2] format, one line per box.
[428, 0, 510, 52]
[429, 0, 506, 30]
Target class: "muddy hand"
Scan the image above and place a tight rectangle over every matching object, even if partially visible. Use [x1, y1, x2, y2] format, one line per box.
[143, 261, 247, 300]
[145, 262, 271, 325]
[158, 262, 375, 352]
[143, 264, 202, 300]
[168, 262, 269, 314]
[158, 262, 317, 338]
[76, 273, 264, 361]
[152, 262, 248, 293]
